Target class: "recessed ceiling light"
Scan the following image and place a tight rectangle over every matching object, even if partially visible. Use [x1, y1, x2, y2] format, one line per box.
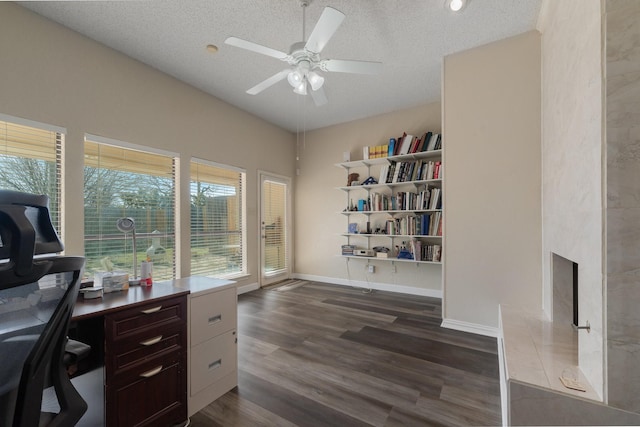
[206, 44, 219, 53]
[444, 0, 468, 12]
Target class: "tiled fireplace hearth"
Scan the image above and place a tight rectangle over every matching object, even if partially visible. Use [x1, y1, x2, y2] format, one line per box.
[499, 303, 640, 425]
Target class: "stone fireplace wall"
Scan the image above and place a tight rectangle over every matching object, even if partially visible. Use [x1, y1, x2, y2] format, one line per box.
[538, 0, 604, 398]
[606, 0, 640, 412]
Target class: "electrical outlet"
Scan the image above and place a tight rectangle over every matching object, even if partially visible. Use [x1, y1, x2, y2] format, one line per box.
[368, 265, 375, 273]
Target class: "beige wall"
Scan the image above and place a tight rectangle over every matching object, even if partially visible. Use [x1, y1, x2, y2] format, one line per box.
[442, 31, 542, 333]
[537, 0, 604, 398]
[0, 2, 295, 289]
[295, 104, 443, 296]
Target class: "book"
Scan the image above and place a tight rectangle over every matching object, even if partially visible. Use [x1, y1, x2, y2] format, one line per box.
[379, 164, 389, 184]
[425, 133, 438, 151]
[342, 245, 356, 255]
[434, 134, 442, 150]
[421, 132, 433, 151]
[408, 136, 420, 153]
[398, 133, 413, 155]
[433, 245, 442, 262]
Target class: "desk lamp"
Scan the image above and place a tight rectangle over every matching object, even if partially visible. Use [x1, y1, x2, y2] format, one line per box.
[116, 217, 140, 285]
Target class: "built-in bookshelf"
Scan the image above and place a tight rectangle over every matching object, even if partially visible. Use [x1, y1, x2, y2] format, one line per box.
[337, 132, 443, 265]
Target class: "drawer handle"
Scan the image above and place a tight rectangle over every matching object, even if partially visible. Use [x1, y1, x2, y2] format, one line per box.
[208, 314, 222, 324]
[140, 365, 163, 378]
[139, 335, 163, 346]
[140, 305, 162, 314]
[208, 359, 221, 370]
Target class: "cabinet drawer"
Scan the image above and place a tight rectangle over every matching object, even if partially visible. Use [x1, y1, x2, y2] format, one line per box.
[190, 288, 236, 346]
[190, 329, 237, 396]
[106, 352, 187, 427]
[107, 295, 186, 342]
[108, 324, 184, 379]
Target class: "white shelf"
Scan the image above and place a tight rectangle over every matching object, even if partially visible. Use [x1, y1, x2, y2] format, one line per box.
[340, 254, 442, 265]
[341, 233, 442, 239]
[341, 209, 442, 216]
[335, 149, 442, 170]
[338, 179, 442, 192]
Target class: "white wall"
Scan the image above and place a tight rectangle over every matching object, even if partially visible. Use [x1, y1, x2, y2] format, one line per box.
[0, 3, 295, 290]
[442, 31, 542, 334]
[537, 0, 604, 398]
[294, 104, 443, 296]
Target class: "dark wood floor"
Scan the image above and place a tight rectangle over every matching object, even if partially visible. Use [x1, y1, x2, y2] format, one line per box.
[189, 281, 502, 427]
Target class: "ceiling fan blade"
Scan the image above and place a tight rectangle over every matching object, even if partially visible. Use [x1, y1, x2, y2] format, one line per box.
[304, 7, 345, 54]
[225, 36, 289, 60]
[246, 69, 291, 95]
[322, 59, 383, 75]
[309, 86, 328, 106]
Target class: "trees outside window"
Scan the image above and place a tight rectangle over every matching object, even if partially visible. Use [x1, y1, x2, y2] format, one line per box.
[83, 138, 176, 281]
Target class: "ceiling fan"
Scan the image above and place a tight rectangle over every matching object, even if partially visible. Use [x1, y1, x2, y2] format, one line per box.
[224, 1, 382, 106]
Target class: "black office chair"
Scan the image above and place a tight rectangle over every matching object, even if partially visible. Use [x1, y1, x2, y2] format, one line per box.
[0, 190, 87, 427]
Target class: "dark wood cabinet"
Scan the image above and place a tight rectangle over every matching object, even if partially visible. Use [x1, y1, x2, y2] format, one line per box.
[104, 295, 187, 426]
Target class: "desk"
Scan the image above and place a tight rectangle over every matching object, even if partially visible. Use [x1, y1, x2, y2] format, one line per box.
[70, 277, 236, 427]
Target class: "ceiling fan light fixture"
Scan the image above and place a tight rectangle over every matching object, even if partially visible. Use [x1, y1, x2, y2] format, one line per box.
[445, 0, 468, 12]
[287, 69, 304, 87]
[307, 71, 325, 91]
[293, 81, 307, 95]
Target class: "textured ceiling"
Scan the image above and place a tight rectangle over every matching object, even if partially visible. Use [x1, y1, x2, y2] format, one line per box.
[17, 0, 542, 132]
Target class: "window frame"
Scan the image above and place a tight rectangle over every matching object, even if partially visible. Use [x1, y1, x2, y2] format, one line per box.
[190, 157, 247, 279]
[83, 134, 179, 281]
[0, 113, 65, 240]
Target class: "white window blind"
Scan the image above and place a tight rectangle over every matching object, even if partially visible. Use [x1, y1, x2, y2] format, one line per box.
[263, 180, 287, 276]
[0, 118, 63, 236]
[83, 138, 176, 281]
[190, 160, 246, 278]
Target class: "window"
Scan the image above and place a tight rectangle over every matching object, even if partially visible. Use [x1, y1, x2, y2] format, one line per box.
[84, 136, 176, 281]
[0, 115, 63, 236]
[262, 178, 288, 276]
[190, 159, 246, 278]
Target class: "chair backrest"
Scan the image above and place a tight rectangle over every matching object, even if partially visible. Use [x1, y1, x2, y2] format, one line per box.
[0, 190, 87, 427]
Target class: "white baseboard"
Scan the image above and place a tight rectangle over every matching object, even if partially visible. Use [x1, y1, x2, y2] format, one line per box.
[237, 281, 259, 295]
[440, 318, 500, 338]
[292, 273, 442, 299]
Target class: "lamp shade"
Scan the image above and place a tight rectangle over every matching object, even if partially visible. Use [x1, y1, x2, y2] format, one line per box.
[293, 81, 307, 95]
[307, 71, 325, 91]
[287, 69, 303, 87]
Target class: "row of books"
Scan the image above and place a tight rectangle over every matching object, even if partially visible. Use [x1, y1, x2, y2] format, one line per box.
[362, 131, 442, 160]
[379, 160, 442, 184]
[358, 188, 442, 213]
[385, 213, 442, 236]
[410, 241, 442, 262]
[391, 132, 442, 157]
[363, 144, 390, 159]
[341, 243, 442, 262]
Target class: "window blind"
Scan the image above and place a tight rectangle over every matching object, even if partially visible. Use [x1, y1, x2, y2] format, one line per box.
[262, 180, 287, 276]
[190, 160, 246, 278]
[83, 138, 176, 282]
[0, 118, 63, 236]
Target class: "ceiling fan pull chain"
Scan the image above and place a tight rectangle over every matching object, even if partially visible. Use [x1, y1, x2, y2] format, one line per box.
[301, 1, 307, 42]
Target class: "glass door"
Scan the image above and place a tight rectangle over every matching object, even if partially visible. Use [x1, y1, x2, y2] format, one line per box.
[259, 172, 291, 286]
